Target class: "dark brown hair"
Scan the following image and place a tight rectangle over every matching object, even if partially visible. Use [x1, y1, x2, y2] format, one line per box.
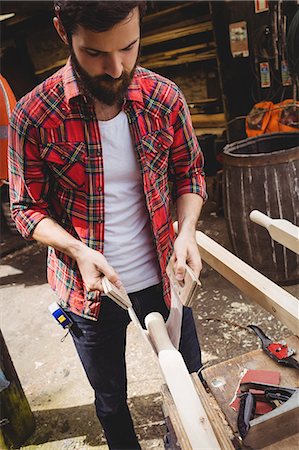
[54, 1, 147, 40]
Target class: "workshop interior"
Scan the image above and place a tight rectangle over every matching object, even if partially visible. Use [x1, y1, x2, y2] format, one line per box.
[0, 1, 298, 450]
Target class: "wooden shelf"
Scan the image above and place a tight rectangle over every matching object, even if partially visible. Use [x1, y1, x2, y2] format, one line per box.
[141, 22, 213, 47]
[140, 42, 217, 69]
[144, 2, 195, 24]
[142, 51, 216, 70]
[194, 127, 226, 137]
[191, 113, 226, 128]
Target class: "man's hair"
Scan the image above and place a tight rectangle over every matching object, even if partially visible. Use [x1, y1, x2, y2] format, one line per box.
[54, 1, 147, 39]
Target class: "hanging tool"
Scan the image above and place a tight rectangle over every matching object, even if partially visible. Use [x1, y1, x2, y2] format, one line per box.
[248, 325, 299, 369]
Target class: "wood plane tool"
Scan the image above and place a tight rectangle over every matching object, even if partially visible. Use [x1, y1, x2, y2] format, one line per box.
[166, 259, 201, 307]
[250, 210, 299, 254]
[237, 381, 299, 448]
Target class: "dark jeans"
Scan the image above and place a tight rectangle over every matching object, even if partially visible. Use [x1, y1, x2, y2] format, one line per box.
[68, 283, 202, 450]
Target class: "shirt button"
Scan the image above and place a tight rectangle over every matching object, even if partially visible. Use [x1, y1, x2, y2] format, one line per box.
[98, 186, 102, 192]
[99, 219, 103, 224]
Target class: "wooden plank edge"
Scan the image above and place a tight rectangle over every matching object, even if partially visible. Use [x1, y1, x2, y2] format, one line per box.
[191, 374, 236, 450]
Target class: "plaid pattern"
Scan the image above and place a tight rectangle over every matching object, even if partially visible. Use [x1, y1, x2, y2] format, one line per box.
[8, 60, 206, 320]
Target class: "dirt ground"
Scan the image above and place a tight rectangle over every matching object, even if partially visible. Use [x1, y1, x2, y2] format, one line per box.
[0, 178, 297, 449]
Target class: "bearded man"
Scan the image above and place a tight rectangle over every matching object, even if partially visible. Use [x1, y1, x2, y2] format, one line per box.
[8, 2, 207, 448]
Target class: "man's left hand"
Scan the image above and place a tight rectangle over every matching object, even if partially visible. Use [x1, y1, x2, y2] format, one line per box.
[172, 231, 202, 281]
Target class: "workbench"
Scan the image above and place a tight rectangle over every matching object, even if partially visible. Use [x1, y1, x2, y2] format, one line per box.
[203, 335, 299, 449]
[161, 336, 299, 449]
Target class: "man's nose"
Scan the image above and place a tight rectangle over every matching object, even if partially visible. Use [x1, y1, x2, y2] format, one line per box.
[104, 54, 123, 79]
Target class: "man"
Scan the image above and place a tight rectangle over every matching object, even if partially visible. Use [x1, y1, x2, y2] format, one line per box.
[8, 2, 207, 448]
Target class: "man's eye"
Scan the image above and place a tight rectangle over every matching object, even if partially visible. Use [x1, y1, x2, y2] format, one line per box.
[122, 45, 134, 52]
[86, 50, 102, 57]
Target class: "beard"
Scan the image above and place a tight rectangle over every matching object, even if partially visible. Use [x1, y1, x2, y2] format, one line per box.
[70, 47, 136, 106]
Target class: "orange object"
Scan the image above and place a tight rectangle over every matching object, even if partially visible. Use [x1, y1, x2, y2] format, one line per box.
[246, 100, 299, 137]
[278, 99, 299, 132]
[245, 101, 273, 137]
[0, 75, 16, 185]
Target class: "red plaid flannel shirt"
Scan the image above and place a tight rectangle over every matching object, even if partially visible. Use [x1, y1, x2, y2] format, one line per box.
[9, 60, 206, 320]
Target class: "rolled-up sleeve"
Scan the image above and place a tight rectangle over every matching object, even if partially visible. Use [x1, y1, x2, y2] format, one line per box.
[168, 91, 207, 202]
[8, 102, 50, 239]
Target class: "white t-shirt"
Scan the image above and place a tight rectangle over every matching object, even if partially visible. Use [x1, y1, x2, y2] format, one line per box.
[98, 111, 161, 292]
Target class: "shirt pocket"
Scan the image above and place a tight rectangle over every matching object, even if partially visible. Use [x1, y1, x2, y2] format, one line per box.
[40, 142, 86, 190]
[141, 128, 174, 178]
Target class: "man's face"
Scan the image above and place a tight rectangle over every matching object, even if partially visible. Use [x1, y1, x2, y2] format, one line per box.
[68, 7, 140, 105]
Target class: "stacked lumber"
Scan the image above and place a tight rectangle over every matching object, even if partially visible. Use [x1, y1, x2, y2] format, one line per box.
[141, 22, 213, 47]
[140, 43, 217, 69]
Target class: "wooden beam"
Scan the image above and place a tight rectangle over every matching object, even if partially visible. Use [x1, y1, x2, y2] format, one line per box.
[191, 113, 226, 128]
[172, 222, 298, 334]
[250, 210, 299, 255]
[140, 42, 216, 64]
[141, 22, 213, 47]
[145, 312, 221, 449]
[142, 51, 217, 70]
[144, 2, 194, 23]
[191, 374, 235, 450]
[194, 230, 299, 335]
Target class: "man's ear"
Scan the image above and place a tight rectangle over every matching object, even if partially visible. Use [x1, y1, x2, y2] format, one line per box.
[53, 17, 69, 46]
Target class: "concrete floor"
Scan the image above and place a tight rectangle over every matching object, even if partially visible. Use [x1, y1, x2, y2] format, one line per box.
[0, 179, 298, 449]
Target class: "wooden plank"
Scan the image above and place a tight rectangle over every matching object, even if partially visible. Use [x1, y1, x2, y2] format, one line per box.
[140, 43, 216, 64]
[191, 113, 226, 128]
[161, 384, 192, 450]
[194, 230, 299, 335]
[191, 374, 235, 450]
[145, 312, 221, 449]
[143, 51, 217, 69]
[202, 336, 299, 449]
[141, 22, 213, 47]
[250, 210, 299, 255]
[143, 2, 194, 23]
[194, 127, 226, 136]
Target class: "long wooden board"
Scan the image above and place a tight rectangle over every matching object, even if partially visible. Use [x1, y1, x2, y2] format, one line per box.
[194, 230, 299, 335]
[145, 312, 221, 449]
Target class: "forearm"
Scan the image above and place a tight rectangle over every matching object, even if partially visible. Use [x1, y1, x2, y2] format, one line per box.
[32, 217, 122, 289]
[32, 217, 85, 259]
[176, 193, 204, 235]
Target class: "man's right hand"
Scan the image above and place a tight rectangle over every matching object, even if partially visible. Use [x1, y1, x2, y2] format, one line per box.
[32, 217, 122, 293]
[75, 245, 122, 293]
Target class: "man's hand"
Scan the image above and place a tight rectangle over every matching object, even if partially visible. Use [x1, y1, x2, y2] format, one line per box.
[172, 230, 202, 282]
[174, 193, 204, 282]
[32, 217, 122, 293]
[75, 245, 122, 293]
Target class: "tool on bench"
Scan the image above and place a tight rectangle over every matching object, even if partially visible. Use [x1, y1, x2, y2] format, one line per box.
[237, 381, 299, 442]
[248, 324, 299, 369]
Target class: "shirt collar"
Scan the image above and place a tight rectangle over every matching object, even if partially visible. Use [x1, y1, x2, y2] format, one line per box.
[62, 58, 82, 105]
